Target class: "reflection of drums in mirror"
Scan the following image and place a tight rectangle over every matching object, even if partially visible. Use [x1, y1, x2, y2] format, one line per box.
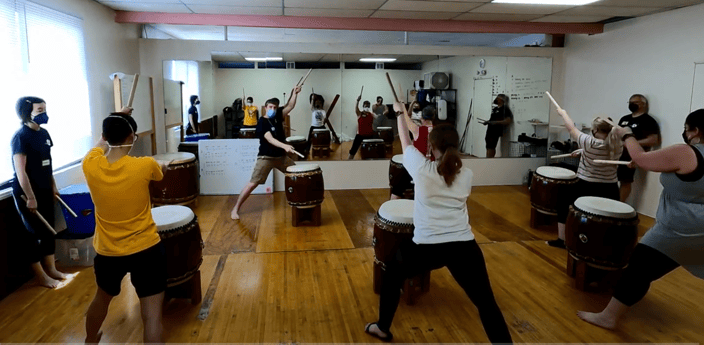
[376, 126, 394, 154]
[565, 196, 639, 290]
[360, 139, 386, 160]
[389, 154, 414, 200]
[150, 152, 199, 206]
[152, 205, 203, 303]
[311, 128, 331, 158]
[239, 127, 257, 139]
[373, 199, 429, 305]
[285, 164, 325, 226]
[286, 136, 307, 161]
[178, 142, 198, 161]
[529, 166, 577, 226]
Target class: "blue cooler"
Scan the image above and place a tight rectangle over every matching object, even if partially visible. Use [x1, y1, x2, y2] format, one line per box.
[58, 184, 95, 239]
[185, 133, 209, 142]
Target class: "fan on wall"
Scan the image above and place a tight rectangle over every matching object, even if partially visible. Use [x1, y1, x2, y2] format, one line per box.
[425, 72, 450, 89]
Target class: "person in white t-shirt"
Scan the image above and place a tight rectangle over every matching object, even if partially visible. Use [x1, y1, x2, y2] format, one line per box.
[364, 101, 512, 343]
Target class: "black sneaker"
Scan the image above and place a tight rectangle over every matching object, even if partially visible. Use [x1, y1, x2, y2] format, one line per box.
[547, 238, 566, 249]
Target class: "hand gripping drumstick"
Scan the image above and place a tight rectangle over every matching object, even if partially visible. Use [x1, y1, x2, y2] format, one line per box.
[594, 159, 631, 165]
[55, 195, 78, 218]
[126, 74, 139, 108]
[297, 68, 313, 87]
[385, 72, 400, 103]
[20, 195, 57, 234]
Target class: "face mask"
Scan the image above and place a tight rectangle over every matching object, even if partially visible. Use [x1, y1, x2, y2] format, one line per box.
[363, 107, 370, 112]
[491, 104, 498, 109]
[683, 130, 690, 144]
[32, 112, 49, 125]
[195, 100, 200, 105]
[266, 109, 276, 118]
[247, 102, 252, 106]
[628, 102, 639, 113]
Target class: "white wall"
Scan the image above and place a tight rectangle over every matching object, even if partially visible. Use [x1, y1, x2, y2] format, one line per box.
[561, 3, 704, 217]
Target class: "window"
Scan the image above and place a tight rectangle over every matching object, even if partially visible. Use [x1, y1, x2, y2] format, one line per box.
[0, 0, 90, 186]
[165, 60, 199, 125]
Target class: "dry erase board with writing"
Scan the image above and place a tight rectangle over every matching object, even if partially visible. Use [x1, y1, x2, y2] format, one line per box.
[506, 57, 552, 138]
[120, 74, 153, 133]
[199, 139, 273, 195]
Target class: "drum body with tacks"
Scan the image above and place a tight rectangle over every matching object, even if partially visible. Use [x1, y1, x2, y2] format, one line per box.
[566, 196, 639, 268]
[150, 152, 199, 205]
[373, 199, 430, 304]
[285, 164, 325, 207]
[286, 136, 308, 161]
[530, 166, 578, 214]
[389, 154, 414, 199]
[376, 126, 394, 152]
[239, 128, 257, 139]
[312, 129, 331, 147]
[152, 205, 203, 288]
[361, 139, 386, 160]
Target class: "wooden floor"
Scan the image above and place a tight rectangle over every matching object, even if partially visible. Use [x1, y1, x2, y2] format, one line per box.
[1, 186, 702, 343]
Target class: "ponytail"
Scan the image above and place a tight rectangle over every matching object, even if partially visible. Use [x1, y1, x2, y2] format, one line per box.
[593, 117, 622, 160]
[429, 124, 463, 186]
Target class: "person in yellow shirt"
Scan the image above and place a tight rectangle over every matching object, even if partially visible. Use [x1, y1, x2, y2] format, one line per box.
[82, 107, 169, 344]
[243, 96, 259, 127]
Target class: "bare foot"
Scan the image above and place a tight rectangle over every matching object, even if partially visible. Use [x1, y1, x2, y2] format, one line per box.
[577, 310, 617, 330]
[85, 330, 103, 344]
[37, 275, 60, 289]
[47, 269, 68, 280]
[230, 207, 240, 220]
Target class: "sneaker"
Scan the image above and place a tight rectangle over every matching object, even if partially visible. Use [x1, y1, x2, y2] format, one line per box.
[547, 238, 566, 249]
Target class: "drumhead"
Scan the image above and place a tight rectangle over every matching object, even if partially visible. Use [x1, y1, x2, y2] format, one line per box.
[378, 199, 414, 225]
[363, 139, 384, 143]
[377, 127, 392, 131]
[536, 166, 577, 180]
[240, 128, 255, 132]
[152, 205, 195, 232]
[391, 154, 403, 164]
[286, 136, 306, 143]
[313, 129, 329, 133]
[286, 164, 320, 173]
[574, 196, 637, 219]
[153, 152, 195, 164]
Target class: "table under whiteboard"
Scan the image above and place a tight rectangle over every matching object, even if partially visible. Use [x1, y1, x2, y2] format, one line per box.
[199, 139, 273, 195]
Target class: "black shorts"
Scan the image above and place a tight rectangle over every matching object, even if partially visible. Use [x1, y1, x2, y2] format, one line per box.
[617, 164, 636, 183]
[485, 133, 500, 150]
[94, 242, 166, 298]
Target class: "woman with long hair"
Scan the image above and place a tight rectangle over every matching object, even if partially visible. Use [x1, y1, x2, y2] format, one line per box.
[364, 101, 512, 343]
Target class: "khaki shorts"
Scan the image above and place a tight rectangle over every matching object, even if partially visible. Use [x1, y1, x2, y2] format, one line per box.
[250, 155, 295, 184]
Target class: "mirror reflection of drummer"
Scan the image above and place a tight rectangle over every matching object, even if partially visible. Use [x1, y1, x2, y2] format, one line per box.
[242, 96, 258, 128]
[364, 101, 511, 343]
[547, 108, 623, 249]
[83, 107, 171, 343]
[230, 86, 302, 220]
[306, 93, 327, 154]
[389, 103, 435, 200]
[482, 94, 512, 158]
[348, 97, 379, 160]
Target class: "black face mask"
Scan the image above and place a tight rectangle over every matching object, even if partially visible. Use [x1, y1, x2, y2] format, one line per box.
[683, 130, 689, 144]
[195, 100, 200, 105]
[628, 102, 639, 113]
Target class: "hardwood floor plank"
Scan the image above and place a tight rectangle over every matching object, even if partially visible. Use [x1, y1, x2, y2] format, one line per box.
[330, 189, 376, 248]
[203, 195, 264, 255]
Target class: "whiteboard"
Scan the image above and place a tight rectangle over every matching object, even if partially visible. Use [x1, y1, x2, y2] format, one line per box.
[506, 57, 552, 140]
[691, 63, 704, 112]
[198, 139, 273, 195]
[163, 79, 183, 127]
[120, 75, 153, 133]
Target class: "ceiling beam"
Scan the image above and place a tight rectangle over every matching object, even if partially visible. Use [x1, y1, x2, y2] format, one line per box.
[115, 11, 603, 35]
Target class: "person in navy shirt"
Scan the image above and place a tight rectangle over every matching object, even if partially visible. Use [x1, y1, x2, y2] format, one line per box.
[10, 96, 67, 288]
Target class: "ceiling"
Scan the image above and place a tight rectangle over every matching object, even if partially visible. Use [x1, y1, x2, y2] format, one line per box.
[211, 52, 444, 62]
[94, 0, 704, 23]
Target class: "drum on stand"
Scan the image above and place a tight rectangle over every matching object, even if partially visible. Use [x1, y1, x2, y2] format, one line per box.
[311, 128, 331, 157]
[239, 128, 257, 139]
[530, 166, 578, 214]
[286, 136, 308, 161]
[360, 139, 386, 160]
[285, 164, 325, 226]
[178, 142, 199, 161]
[150, 152, 199, 206]
[376, 126, 394, 153]
[152, 205, 203, 303]
[373, 199, 430, 305]
[389, 154, 414, 199]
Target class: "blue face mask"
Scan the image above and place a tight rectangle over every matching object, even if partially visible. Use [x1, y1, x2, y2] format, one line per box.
[32, 112, 49, 125]
[266, 109, 276, 118]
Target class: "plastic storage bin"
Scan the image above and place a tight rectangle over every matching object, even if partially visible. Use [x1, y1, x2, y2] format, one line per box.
[55, 235, 96, 266]
[58, 184, 95, 238]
